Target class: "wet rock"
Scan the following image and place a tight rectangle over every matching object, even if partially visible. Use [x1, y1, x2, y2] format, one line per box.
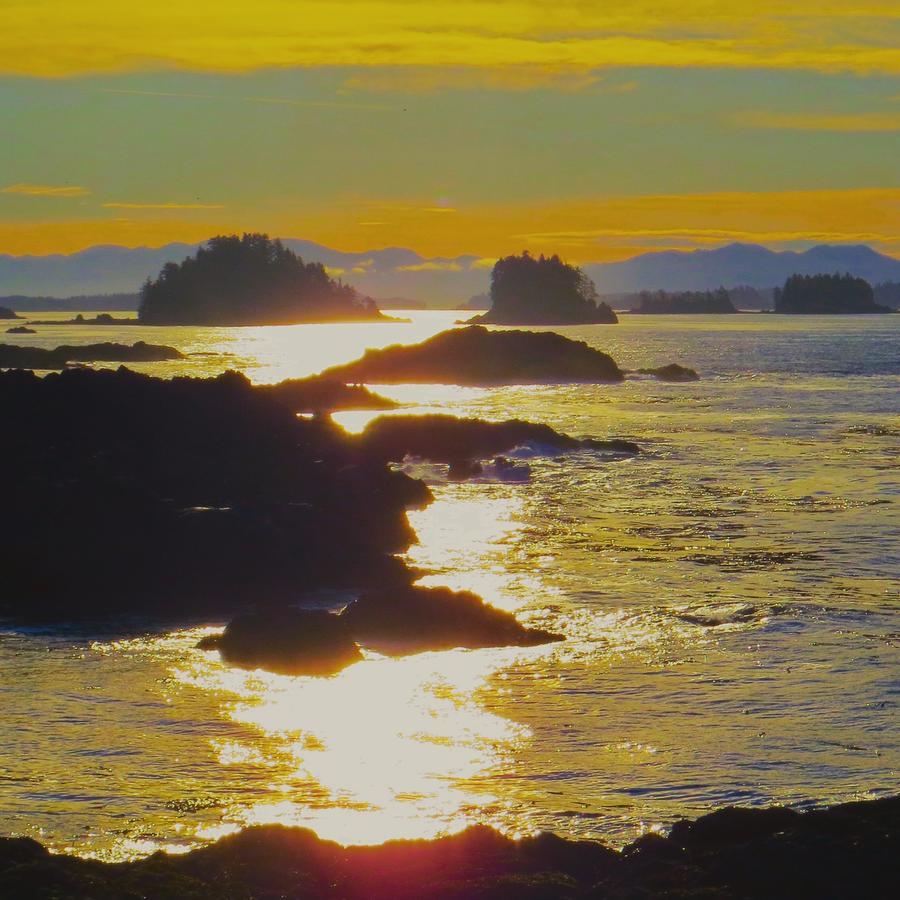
[0, 340, 183, 370]
[636, 363, 700, 382]
[198, 609, 363, 676]
[361, 414, 639, 463]
[321, 326, 624, 386]
[0, 366, 429, 619]
[342, 584, 564, 655]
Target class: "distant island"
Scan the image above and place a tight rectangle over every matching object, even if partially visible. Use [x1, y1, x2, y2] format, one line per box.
[0, 293, 139, 313]
[632, 288, 737, 314]
[138, 233, 393, 326]
[457, 292, 491, 311]
[774, 273, 893, 314]
[0, 306, 19, 319]
[468, 252, 618, 325]
[27, 313, 138, 326]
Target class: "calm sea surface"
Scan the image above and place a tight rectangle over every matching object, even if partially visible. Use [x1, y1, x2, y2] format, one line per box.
[1, 311, 898, 859]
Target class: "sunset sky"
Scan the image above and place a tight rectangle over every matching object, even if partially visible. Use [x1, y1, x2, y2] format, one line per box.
[2, 1, 898, 260]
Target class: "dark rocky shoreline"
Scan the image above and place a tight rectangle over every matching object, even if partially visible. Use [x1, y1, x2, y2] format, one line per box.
[1, 795, 896, 898]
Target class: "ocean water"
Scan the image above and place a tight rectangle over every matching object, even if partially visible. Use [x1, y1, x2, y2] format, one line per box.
[1, 311, 897, 859]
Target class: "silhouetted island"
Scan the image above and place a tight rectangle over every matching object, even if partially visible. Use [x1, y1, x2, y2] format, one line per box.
[774, 273, 893, 314]
[0, 340, 183, 370]
[468, 252, 618, 325]
[1, 795, 895, 898]
[0, 306, 19, 319]
[322, 326, 624, 385]
[138, 233, 393, 325]
[6, 325, 35, 334]
[633, 288, 737, 314]
[27, 313, 138, 326]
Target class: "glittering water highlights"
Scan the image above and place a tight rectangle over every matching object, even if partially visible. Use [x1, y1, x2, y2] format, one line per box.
[1, 311, 898, 860]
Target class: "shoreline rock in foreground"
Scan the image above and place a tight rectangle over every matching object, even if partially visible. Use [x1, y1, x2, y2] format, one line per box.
[322, 326, 624, 385]
[0, 795, 895, 898]
[0, 366, 428, 620]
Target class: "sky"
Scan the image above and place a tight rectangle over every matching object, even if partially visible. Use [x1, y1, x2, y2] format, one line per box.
[1, 1, 898, 261]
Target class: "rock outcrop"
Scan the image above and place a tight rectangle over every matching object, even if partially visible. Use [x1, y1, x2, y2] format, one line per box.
[360, 413, 639, 463]
[0, 366, 429, 619]
[322, 326, 624, 385]
[343, 585, 563, 655]
[0, 340, 183, 370]
[636, 363, 700, 382]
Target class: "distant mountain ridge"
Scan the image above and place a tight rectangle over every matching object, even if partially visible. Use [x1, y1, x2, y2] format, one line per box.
[585, 243, 900, 293]
[2, 240, 899, 307]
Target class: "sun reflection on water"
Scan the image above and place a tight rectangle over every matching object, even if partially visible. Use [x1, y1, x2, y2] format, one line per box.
[173, 642, 540, 845]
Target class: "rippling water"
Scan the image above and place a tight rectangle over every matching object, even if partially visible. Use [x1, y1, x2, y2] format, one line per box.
[1, 311, 898, 859]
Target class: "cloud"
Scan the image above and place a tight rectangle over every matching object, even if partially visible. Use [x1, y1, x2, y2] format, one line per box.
[3, 3, 899, 77]
[734, 110, 900, 132]
[470, 257, 497, 269]
[102, 202, 226, 209]
[421, 207, 457, 214]
[397, 261, 463, 272]
[2, 183, 90, 197]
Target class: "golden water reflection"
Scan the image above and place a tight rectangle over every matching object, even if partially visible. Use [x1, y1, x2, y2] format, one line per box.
[176, 643, 543, 845]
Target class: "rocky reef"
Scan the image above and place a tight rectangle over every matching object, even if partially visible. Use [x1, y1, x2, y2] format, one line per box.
[360, 414, 639, 464]
[5, 325, 35, 334]
[0, 366, 428, 619]
[636, 363, 700, 382]
[322, 326, 624, 385]
[0, 795, 895, 898]
[0, 340, 183, 370]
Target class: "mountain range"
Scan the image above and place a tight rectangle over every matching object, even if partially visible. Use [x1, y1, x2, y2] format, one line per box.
[2, 241, 899, 308]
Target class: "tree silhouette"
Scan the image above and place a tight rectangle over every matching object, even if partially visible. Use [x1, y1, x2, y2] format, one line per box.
[774, 272, 890, 314]
[139, 233, 386, 325]
[634, 288, 736, 314]
[473, 252, 617, 324]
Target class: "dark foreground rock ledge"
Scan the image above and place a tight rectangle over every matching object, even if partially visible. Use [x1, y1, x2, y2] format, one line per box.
[1, 795, 895, 898]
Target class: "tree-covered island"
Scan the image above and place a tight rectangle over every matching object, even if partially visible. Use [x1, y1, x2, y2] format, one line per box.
[774, 273, 893, 314]
[469, 252, 618, 325]
[138, 233, 393, 325]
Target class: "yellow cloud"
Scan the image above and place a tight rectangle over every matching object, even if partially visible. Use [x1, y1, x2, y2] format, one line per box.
[735, 111, 900, 131]
[2, 183, 90, 197]
[3, 2, 899, 77]
[470, 258, 498, 269]
[102, 202, 226, 209]
[1, 188, 898, 260]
